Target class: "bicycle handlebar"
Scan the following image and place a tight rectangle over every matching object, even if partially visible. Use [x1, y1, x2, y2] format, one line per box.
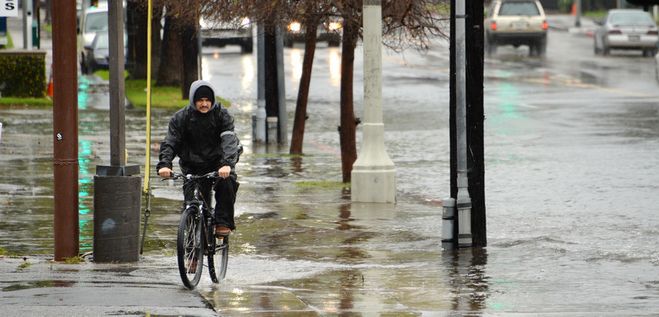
[165, 171, 219, 181]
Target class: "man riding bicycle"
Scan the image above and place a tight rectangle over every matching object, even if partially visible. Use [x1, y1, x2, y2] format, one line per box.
[157, 80, 242, 237]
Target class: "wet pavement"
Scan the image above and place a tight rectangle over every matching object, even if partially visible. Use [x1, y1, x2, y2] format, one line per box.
[2, 14, 659, 316]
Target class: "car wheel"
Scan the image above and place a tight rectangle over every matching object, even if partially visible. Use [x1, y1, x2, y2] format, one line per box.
[241, 40, 253, 54]
[537, 38, 547, 57]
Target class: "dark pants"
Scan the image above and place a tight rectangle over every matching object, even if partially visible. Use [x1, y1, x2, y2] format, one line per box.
[183, 176, 238, 230]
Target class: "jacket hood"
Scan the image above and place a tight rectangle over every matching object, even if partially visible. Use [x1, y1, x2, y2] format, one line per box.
[188, 80, 218, 111]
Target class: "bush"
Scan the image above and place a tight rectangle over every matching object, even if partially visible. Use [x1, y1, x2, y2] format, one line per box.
[0, 51, 46, 98]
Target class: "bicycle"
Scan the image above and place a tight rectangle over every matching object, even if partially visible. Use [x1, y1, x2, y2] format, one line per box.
[168, 171, 230, 290]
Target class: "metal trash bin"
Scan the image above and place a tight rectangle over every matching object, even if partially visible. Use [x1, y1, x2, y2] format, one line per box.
[93, 176, 141, 262]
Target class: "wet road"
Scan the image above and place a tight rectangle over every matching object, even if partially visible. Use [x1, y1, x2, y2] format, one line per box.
[2, 19, 659, 314]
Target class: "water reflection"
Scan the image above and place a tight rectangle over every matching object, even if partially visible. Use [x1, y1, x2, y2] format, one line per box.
[445, 248, 489, 313]
[289, 48, 303, 86]
[241, 55, 255, 92]
[328, 48, 341, 87]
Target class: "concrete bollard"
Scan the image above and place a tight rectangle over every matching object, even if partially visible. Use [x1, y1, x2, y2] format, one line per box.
[93, 176, 141, 262]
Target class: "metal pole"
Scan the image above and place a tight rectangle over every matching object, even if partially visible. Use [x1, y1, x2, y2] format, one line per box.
[275, 25, 287, 144]
[22, 0, 33, 49]
[575, 0, 582, 28]
[108, 0, 126, 166]
[456, 0, 472, 247]
[351, 0, 396, 203]
[51, 0, 79, 260]
[254, 23, 266, 143]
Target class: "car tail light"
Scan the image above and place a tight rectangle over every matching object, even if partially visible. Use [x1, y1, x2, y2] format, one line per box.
[608, 29, 622, 35]
[647, 30, 659, 35]
[490, 21, 497, 31]
[542, 21, 548, 30]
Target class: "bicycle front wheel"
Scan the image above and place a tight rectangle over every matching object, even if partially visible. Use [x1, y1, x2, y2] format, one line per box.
[208, 235, 229, 283]
[177, 207, 204, 289]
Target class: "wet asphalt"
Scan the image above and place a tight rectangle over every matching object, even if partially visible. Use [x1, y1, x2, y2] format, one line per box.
[2, 14, 659, 316]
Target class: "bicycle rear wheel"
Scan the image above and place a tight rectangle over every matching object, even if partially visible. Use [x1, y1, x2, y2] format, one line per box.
[177, 207, 204, 289]
[208, 235, 229, 283]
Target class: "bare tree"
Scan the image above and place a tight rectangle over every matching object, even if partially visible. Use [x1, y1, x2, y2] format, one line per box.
[332, 0, 448, 182]
[204, 0, 447, 182]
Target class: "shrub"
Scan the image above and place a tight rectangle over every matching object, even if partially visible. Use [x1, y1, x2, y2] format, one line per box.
[0, 51, 46, 98]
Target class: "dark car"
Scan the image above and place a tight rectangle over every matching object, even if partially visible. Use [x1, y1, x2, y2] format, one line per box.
[284, 18, 342, 47]
[82, 31, 127, 74]
[200, 17, 253, 54]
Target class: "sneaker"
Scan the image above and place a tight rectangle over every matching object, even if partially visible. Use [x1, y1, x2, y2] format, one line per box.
[187, 258, 198, 273]
[215, 225, 231, 237]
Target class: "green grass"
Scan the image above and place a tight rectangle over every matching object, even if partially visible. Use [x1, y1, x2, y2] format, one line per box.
[0, 97, 52, 107]
[5, 32, 13, 49]
[63, 256, 83, 264]
[17, 261, 31, 270]
[584, 10, 608, 21]
[295, 181, 348, 189]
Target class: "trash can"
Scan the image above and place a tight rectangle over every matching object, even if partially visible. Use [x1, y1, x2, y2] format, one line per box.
[93, 175, 142, 262]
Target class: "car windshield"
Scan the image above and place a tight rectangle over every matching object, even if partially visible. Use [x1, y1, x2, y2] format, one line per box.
[609, 12, 655, 26]
[498, 2, 540, 16]
[85, 12, 108, 33]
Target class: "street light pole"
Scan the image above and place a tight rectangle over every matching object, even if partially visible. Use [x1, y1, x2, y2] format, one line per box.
[455, 0, 472, 247]
[351, 0, 396, 203]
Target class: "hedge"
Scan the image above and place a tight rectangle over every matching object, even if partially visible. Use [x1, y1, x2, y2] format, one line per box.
[0, 50, 46, 98]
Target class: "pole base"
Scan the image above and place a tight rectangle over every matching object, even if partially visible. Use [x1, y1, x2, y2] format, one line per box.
[351, 167, 396, 203]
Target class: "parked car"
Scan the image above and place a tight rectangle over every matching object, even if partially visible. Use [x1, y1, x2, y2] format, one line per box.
[284, 18, 342, 47]
[79, 3, 108, 73]
[200, 17, 253, 53]
[593, 9, 659, 57]
[484, 0, 548, 57]
[82, 31, 127, 74]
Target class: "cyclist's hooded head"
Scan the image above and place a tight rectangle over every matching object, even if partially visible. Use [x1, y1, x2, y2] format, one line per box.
[188, 80, 217, 111]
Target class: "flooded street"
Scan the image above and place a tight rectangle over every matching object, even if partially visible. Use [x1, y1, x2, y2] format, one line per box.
[2, 19, 659, 314]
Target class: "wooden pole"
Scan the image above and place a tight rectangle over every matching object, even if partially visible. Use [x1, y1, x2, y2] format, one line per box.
[52, 0, 79, 260]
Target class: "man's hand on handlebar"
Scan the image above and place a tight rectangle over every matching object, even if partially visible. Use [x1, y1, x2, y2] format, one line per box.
[218, 166, 231, 178]
[158, 167, 173, 178]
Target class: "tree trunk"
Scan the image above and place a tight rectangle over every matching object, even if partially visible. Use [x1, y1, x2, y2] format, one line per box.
[339, 18, 358, 183]
[181, 16, 199, 98]
[290, 18, 320, 155]
[156, 14, 183, 87]
[126, 2, 162, 80]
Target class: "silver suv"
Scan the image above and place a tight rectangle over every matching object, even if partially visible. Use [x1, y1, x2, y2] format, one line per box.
[485, 0, 548, 56]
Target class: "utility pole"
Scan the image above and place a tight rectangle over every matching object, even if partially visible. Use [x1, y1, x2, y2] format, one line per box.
[351, 0, 396, 203]
[51, 0, 78, 261]
[93, 0, 141, 263]
[254, 23, 266, 143]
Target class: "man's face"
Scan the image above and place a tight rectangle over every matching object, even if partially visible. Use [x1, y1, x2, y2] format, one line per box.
[195, 97, 212, 113]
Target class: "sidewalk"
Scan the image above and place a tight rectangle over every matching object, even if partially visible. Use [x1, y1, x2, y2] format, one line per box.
[0, 255, 218, 316]
[547, 14, 598, 37]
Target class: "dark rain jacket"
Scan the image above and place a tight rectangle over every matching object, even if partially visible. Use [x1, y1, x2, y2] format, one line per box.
[156, 80, 242, 175]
